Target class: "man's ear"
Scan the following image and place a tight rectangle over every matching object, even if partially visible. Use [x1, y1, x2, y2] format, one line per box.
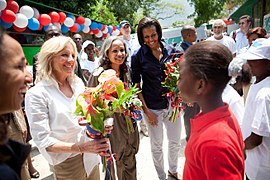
[196, 79, 206, 95]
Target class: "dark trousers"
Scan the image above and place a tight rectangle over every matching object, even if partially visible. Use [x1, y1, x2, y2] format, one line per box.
[183, 103, 200, 141]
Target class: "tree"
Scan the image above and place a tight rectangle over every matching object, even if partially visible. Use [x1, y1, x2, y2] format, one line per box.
[187, 0, 245, 27]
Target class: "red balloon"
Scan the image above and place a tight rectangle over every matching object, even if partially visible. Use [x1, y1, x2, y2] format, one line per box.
[1, 9, 16, 23]
[13, 25, 26, 32]
[92, 28, 99, 34]
[76, 16, 85, 25]
[101, 24, 106, 31]
[6, 1, 19, 13]
[70, 23, 78, 32]
[38, 24, 43, 30]
[102, 33, 108, 38]
[112, 26, 116, 31]
[49, 11, 60, 23]
[39, 14, 51, 26]
[58, 12, 66, 23]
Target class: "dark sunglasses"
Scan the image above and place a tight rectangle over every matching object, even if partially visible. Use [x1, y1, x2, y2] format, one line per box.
[239, 22, 245, 25]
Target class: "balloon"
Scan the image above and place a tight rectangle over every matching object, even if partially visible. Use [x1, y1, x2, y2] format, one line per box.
[39, 14, 51, 26]
[102, 26, 108, 34]
[14, 13, 28, 28]
[116, 25, 120, 29]
[97, 23, 102, 30]
[58, 12, 66, 23]
[92, 28, 99, 34]
[102, 33, 108, 38]
[101, 24, 106, 31]
[20, 5, 34, 19]
[61, 24, 69, 33]
[43, 23, 53, 31]
[0, 0, 7, 11]
[95, 30, 103, 38]
[53, 22, 61, 30]
[38, 24, 43, 30]
[77, 24, 83, 32]
[32, 7, 40, 19]
[6, 0, 19, 13]
[28, 17, 40, 30]
[49, 11, 59, 23]
[1, 9, 16, 23]
[64, 17, 74, 27]
[107, 26, 112, 34]
[70, 23, 78, 32]
[82, 25, 90, 33]
[76, 16, 85, 25]
[0, 19, 12, 29]
[84, 18, 91, 26]
[66, 14, 75, 21]
[90, 21, 98, 30]
[13, 25, 26, 32]
[112, 26, 116, 31]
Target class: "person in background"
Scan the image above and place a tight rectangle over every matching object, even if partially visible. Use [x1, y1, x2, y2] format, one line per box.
[131, 17, 182, 180]
[238, 38, 270, 180]
[25, 36, 110, 179]
[120, 20, 148, 137]
[177, 24, 200, 142]
[72, 33, 87, 85]
[207, 19, 236, 56]
[80, 40, 99, 81]
[177, 25, 197, 52]
[178, 41, 244, 179]
[88, 36, 139, 180]
[230, 15, 252, 54]
[0, 27, 32, 179]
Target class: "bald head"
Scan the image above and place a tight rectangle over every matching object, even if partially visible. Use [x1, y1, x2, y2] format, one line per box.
[73, 33, 83, 52]
[45, 25, 62, 40]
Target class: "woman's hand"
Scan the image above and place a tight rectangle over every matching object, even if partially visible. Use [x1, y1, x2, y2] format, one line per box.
[145, 110, 158, 127]
[78, 138, 110, 156]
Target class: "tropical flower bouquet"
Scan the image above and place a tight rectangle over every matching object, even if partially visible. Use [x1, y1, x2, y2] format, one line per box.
[162, 53, 187, 122]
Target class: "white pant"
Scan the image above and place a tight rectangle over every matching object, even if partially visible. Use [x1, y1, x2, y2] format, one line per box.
[145, 109, 182, 180]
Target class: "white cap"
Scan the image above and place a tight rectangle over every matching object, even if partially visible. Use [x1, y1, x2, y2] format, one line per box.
[238, 38, 270, 61]
[82, 40, 95, 50]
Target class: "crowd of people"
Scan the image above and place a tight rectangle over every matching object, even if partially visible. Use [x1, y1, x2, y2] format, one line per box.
[0, 13, 270, 180]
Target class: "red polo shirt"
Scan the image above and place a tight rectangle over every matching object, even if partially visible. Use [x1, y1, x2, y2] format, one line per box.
[183, 104, 244, 180]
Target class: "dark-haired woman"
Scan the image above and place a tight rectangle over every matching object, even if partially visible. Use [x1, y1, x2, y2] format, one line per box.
[131, 17, 181, 180]
[178, 41, 244, 179]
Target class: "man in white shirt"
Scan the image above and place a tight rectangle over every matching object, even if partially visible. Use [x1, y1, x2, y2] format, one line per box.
[80, 40, 99, 81]
[230, 15, 252, 54]
[207, 19, 236, 56]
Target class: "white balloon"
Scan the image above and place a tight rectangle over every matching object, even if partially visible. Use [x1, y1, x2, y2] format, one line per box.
[95, 30, 103, 38]
[84, 18, 91, 26]
[64, 17, 74, 27]
[102, 26, 108, 34]
[0, 0, 7, 11]
[82, 25, 90, 33]
[14, 13, 28, 28]
[32, 7, 40, 19]
[112, 29, 120, 36]
[53, 22, 61, 30]
[20, 5, 34, 19]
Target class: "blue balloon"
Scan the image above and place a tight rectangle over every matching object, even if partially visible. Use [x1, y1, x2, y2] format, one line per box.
[0, 19, 12, 29]
[90, 21, 98, 30]
[43, 23, 53, 31]
[107, 26, 112, 34]
[77, 24, 84, 32]
[61, 24, 69, 33]
[116, 25, 120, 29]
[97, 23, 102, 30]
[28, 18, 40, 31]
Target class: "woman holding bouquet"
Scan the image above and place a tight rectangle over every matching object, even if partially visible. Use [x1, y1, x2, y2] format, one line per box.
[131, 17, 182, 180]
[25, 36, 110, 180]
[88, 36, 139, 180]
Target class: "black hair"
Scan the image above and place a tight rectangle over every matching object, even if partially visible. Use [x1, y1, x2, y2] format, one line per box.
[137, 17, 162, 46]
[184, 41, 232, 92]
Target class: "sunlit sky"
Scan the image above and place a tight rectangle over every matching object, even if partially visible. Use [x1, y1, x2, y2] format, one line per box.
[158, 0, 195, 28]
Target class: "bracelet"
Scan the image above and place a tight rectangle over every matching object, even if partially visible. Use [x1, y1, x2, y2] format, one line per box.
[77, 143, 83, 154]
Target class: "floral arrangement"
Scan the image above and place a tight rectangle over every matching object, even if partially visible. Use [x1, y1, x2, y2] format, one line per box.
[75, 69, 143, 135]
[162, 53, 186, 122]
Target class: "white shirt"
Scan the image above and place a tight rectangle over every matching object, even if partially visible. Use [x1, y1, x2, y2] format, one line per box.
[122, 35, 140, 66]
[222, 84, 244, 127]
[207, 35, 237, 54]
[230, 29, 249, 54]
[25, 76, 99, 175]
[80, 58, 99, 74]
[242, 77, 270, 180]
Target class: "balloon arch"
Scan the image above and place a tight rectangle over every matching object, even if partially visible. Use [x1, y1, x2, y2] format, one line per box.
[0, 0, 121, 38]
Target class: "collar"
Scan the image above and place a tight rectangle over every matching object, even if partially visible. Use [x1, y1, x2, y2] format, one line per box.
[191, 103, 230, 132]
[183, 41, 192, 47]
